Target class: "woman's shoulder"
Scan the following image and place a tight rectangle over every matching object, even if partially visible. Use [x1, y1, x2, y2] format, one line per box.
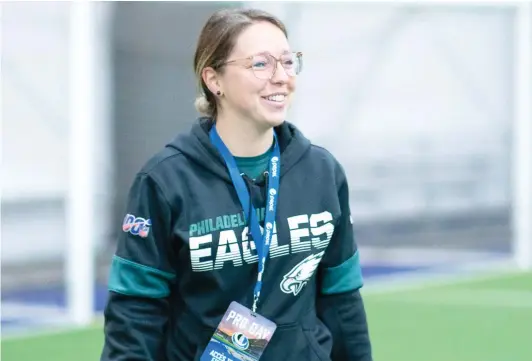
[138, 144, 185, 177]
[308, 142, 344, 168]
[303, 142, 350, 189]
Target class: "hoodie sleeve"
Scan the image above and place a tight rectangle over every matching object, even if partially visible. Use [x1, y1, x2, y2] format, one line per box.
[101, 173, 177, 361]
[316, 163, 373, 361]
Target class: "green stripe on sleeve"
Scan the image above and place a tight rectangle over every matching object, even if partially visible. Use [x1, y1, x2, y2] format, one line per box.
[321, 251, 363, 295]
[108, 255, 176, 298]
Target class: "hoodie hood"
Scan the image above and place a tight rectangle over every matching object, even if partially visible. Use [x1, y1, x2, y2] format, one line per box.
[166, 117, 312, 183]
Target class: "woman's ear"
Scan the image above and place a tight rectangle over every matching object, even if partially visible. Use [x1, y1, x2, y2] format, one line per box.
[202, 67, 223, 96]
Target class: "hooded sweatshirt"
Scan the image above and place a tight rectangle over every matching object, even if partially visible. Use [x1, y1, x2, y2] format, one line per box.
[101, 118, 372, 361]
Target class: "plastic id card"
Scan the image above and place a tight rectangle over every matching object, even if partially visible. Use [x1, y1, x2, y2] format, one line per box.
[200, 301, 277, 361]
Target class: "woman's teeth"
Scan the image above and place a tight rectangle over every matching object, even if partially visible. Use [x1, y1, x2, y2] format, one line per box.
[264, 94, 285, 102]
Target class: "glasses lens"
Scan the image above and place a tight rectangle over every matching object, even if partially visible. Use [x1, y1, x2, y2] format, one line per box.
[251, 54, 275, 79]
[250, 52, 303, 79]
[279, 52, 302, 76]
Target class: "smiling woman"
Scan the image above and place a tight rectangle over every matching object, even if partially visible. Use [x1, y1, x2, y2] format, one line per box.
[100, 7, 372, 361]
[194, 9, 303, 158]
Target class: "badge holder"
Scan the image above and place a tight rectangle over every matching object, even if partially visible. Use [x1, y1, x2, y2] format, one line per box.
[200, 301, 277, 361]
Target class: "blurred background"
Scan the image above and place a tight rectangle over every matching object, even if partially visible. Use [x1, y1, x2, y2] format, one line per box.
[1, 1, 531, 361]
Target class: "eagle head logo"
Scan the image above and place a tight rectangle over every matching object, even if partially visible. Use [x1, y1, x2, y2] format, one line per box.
[280, 251, 325, 296]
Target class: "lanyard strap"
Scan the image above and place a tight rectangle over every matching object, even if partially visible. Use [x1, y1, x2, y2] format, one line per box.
[209, 125, 281, 313]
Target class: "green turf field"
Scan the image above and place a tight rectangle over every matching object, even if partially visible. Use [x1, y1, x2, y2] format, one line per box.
[2, 271, 531, 361]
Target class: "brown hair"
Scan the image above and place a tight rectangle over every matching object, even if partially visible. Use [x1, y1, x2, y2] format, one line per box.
[193, 8, 288, 117]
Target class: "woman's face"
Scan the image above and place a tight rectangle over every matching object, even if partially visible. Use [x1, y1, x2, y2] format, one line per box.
[215, 21, 298, 129]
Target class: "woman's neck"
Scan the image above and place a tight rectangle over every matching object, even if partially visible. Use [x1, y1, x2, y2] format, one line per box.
[215, 114, 274, 157]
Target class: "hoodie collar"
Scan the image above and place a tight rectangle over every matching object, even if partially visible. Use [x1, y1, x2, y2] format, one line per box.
[167, 117, 311, 184]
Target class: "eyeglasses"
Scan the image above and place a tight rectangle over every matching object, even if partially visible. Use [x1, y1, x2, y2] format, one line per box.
[220, 51, 303, 80]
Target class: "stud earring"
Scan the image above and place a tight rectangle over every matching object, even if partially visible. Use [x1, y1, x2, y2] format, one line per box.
[216, 90, 221, 96]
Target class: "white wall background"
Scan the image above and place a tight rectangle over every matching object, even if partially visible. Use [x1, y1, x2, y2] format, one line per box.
[253, 2, 514, 221]
[1, 2, 520, 264]
[2, 2, 113, 264]
[2, 3, 70, 200]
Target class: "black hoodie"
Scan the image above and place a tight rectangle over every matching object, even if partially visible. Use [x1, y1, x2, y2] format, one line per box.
[101, 118, 372, 361]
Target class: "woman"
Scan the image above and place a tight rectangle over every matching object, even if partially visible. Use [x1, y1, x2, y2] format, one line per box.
[101, 8, 372, 361]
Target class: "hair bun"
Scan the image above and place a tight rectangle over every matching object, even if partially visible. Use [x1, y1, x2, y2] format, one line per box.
[194, 95, 214, 116]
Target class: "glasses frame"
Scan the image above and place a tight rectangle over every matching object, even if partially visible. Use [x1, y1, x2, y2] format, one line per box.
[219, 51, 303, 80]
